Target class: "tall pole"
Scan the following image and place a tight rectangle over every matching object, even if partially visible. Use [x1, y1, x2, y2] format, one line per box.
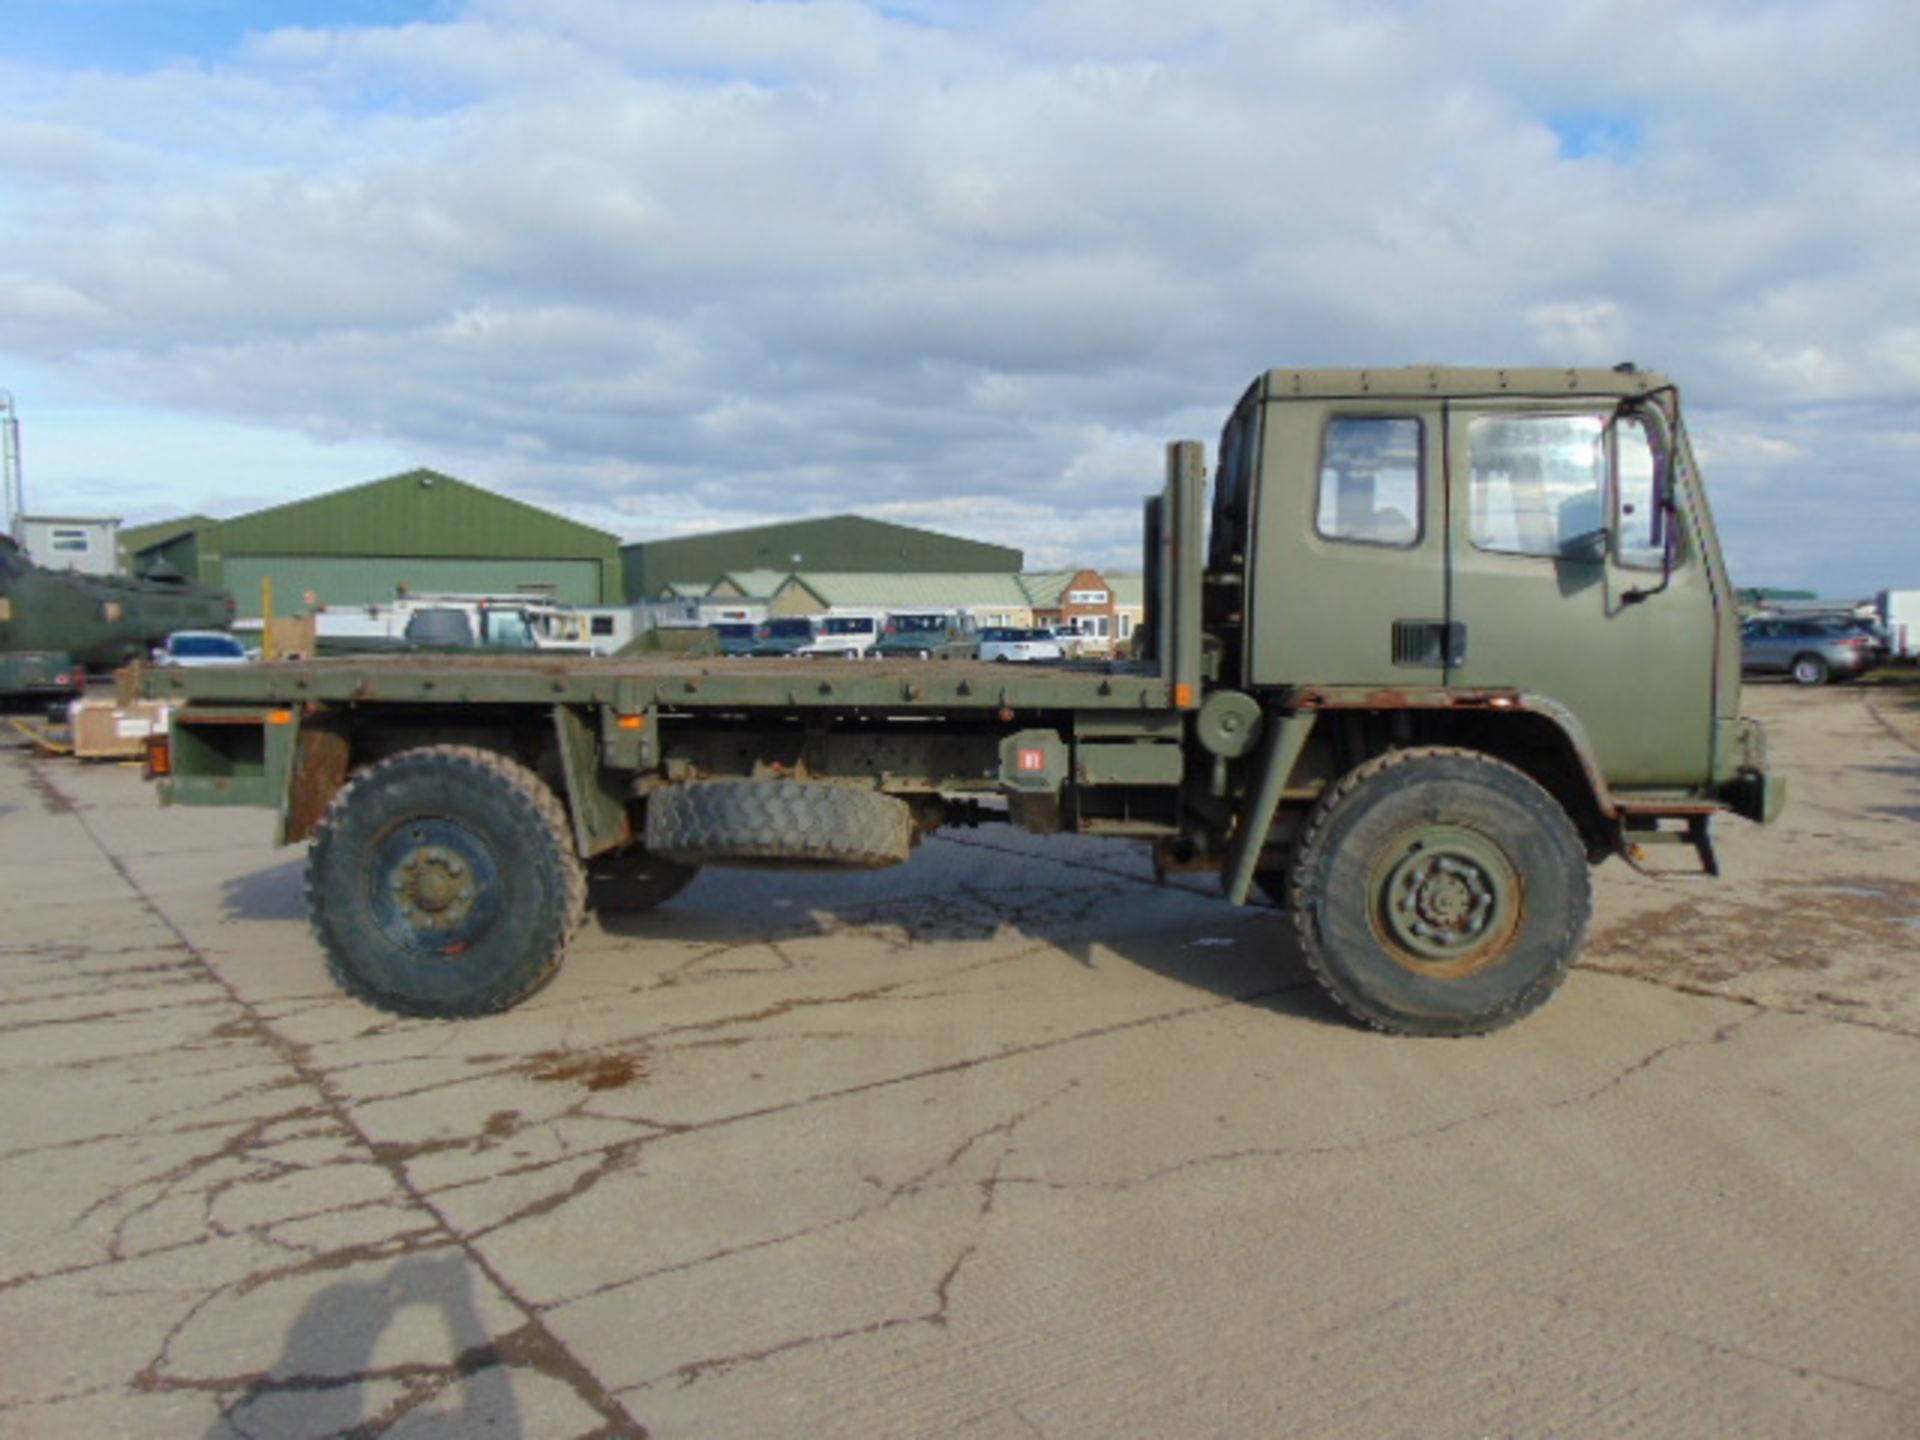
[0, 391, 21, 539]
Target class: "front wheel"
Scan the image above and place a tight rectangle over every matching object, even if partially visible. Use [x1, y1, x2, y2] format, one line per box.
[1790, 654, 1829, 686]
[306, 745, 585, 1017]
[1289, 748, 1591, 1036]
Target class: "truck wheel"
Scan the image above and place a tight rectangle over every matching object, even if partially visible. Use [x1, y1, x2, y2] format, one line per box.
[306, 745, 585, 1017]
[1288, 747, 1591, 1037]
[587, 845, 699, 913]
[645, 780, 913, 868]
[1790, 654, 1829, 686]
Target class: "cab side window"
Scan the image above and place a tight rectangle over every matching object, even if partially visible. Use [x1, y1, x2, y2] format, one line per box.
[1468, 414, 1606, 558]
[1317, 416, 1422, 547]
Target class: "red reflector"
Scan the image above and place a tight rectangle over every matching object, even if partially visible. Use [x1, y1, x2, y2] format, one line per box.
[144, 736, 172, 779]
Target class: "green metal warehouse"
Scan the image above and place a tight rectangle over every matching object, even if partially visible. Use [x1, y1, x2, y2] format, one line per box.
[622, 514, 1022, 601]
[126, 470, 622, 618]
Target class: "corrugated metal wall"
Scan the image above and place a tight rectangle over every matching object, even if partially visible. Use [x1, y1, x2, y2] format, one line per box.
[223, 556, 605, 618]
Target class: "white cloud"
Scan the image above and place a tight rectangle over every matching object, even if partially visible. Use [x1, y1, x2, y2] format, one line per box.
[1, 0, 1917, 594]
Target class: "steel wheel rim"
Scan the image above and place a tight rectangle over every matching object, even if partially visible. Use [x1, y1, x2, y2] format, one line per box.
[1367, 823, 1522, 978]
[369, 816, 505, 959]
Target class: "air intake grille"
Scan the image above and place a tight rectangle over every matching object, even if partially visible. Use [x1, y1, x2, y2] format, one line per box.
[1392, 620, 1464, 668]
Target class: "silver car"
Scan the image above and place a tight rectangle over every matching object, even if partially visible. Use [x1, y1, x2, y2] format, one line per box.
[1739, 618, 1875, 685]
[978, 627, 1066, 663]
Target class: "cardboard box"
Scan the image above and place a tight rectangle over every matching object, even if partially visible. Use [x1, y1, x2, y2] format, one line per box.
[71, 697, 171, 760]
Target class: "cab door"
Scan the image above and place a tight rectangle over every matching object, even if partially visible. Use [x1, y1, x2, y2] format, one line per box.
[1247, 399, 1447, 687]
[1443, 403, 1716, 788]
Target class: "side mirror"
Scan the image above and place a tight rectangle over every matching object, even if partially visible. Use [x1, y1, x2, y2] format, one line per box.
[1557, 527, 1609, 565]
[1617, 401, 1678, 605]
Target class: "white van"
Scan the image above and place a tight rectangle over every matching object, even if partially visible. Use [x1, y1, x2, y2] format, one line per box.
[796, 613, 883, 658]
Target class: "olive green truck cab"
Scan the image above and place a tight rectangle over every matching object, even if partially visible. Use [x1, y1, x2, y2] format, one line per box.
[142, 366, 1780, 1035]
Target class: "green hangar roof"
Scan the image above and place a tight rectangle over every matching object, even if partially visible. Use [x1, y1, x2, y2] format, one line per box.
[622, 514, 1023, 601]
[131, 470, 625, 613]
[212, 469, 617, 558]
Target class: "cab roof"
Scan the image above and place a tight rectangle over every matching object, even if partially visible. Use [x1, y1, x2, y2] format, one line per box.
[1256, 365, 1673, 402]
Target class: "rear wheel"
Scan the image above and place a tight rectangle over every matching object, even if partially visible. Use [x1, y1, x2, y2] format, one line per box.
[1790, 653, 1829, 686]
[1289, 747, 1590, 1036]
[306, 745, 585, 1017]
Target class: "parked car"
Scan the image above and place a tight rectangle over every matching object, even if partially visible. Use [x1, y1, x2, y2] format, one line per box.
[152, 630, 251, 666]
[978, 627, 1066, 663]
[796, 614, 882, 659]
[713, 622, 759, 656]
[1740, 618, 1877, 685]
[1044, 625, 1088, 658]
[873, 612, 978, 660]
[1812, 617, 1891, 667]
[747, 617, 817, 657]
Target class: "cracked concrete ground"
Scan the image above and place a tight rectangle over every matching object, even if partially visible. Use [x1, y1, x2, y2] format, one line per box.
[1, 683, 1916, 1438]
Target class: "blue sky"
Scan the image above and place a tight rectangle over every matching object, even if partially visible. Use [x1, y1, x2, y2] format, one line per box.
[6, 0, 454, 71]
[3, 0, 1917, 594]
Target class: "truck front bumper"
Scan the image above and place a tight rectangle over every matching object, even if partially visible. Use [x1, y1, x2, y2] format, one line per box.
[1720, 767, 1786, 825]
[1716, 715, 1785, 824]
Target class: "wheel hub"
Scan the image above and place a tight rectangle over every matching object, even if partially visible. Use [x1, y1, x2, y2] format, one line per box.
[371, 821, 503, 955]
[391, 844, 477, 925]
[1372, 825, 1521, 973]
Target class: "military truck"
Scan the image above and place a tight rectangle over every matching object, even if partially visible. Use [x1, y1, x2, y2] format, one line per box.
[2, 533, 232, 700]
[139, 366, 1781, 1035]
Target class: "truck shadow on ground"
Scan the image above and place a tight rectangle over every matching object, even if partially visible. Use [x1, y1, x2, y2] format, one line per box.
[218, 850, 1352, 1030]
[591, 857, 1348, 1030]
[221, 856, 309, 923]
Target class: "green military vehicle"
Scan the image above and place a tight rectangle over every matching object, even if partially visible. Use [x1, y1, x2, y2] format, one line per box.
[872, 611, 980, 660]
[140, 366, 1781, 1035]
[0, 649, 81, 706]
[2, 532, 232, 700]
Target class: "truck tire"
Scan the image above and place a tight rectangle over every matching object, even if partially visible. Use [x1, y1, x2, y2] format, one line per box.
[587, 845, 699, 913]
[306, 745, 585, 1018]
[644, 780, 913, 868]
[1288, 747, 1591, 1037]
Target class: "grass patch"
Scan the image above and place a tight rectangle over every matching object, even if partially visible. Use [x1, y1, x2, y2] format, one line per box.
[1860, 666, 1920, 689]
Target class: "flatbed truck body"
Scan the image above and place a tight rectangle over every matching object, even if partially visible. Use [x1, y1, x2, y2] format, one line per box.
[142, 367, 1782, 1034]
